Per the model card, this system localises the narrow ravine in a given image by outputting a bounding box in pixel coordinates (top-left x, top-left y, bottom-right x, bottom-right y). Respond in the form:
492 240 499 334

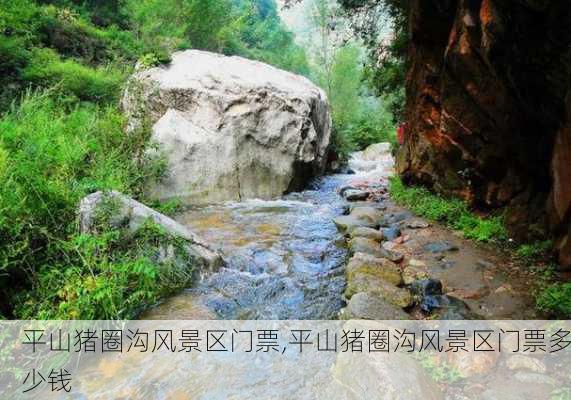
144 143 535 321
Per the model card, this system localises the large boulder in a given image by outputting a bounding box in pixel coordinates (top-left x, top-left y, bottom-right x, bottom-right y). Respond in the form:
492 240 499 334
79 191 224 271
123 50 331 204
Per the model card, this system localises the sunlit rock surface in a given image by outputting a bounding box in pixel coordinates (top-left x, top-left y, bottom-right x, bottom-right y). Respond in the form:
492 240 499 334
123 50 331 204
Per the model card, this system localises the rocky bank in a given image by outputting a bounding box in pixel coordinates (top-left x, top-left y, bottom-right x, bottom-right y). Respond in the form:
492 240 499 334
397 0 571 269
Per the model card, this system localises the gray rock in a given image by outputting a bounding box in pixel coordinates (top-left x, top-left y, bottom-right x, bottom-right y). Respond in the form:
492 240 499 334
326 341 443 400
409 279 443 298
379 247 404 263
340 292 410 320
421 295 477 319
123 50 331 204
333 215 376 233
380 211 413 226
79 191 224 271
343 189 369 201
349 237 383 256
350 227 384 242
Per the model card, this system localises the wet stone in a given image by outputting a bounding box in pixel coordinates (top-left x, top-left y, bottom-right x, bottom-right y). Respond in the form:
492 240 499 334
382 225 401 241
349 227 384 242
333 215 376 233
423 241 460 253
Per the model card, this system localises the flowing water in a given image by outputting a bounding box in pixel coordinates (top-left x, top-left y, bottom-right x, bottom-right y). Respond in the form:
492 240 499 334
143 150 394 320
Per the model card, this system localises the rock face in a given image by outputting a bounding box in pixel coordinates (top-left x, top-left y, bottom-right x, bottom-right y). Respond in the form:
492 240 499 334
123 50 331 204
397 0 571 268
79 191 224 271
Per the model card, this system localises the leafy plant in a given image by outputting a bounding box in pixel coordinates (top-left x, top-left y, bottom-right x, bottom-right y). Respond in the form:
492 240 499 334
536 283 571 318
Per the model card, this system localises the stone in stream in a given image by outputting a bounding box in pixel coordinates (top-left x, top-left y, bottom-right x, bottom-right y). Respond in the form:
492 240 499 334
348 237 385 258
349 206 383 224
349 227 384 242
346 252 403 286
382 225 402 240
423 241 460 253
343 189 370 201
333 215 376 233
123 50 331 204
339 292 410 320
78 191 224 271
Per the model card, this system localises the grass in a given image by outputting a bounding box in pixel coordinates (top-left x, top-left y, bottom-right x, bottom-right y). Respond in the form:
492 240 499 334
389 177 508 242
0 92 170 318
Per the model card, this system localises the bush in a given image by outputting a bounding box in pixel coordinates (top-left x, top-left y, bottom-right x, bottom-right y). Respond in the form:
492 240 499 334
23 48 124 102
0 92 166 318
389 177 508 242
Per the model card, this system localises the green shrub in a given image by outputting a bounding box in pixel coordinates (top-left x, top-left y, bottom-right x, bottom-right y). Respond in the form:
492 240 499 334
23 48 124 102
536 283 571 318
0 92 166 318
18 221 195 320
389 177 508 242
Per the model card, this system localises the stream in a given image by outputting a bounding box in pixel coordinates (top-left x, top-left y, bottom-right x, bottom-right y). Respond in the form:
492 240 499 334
143 152 393 320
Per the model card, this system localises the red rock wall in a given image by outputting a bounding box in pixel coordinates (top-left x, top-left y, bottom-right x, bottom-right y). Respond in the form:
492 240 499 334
397 0 571 268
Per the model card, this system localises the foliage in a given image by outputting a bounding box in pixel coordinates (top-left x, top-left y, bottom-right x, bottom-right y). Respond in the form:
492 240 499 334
17 220 195 320
536 283 571 318
0 0 314 318
389 177 508 242
0 93 167 318
516 240 553 262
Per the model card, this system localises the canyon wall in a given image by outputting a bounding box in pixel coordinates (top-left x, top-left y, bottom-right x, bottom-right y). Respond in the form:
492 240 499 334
396 0 571 269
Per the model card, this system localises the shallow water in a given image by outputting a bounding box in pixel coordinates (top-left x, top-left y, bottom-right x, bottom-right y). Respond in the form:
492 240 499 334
143 153 393 320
